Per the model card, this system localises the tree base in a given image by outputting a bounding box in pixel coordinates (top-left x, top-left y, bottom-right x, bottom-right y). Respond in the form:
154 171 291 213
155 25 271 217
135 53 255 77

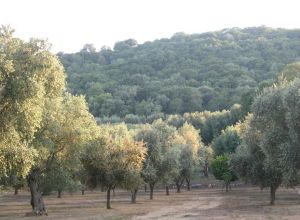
25 211 48 216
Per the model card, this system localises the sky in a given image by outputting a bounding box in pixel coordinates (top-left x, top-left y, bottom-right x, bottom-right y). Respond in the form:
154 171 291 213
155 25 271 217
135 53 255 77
1 0 300 53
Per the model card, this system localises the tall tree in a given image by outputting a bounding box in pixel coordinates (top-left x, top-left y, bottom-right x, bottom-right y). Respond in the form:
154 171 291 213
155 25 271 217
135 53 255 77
0 26 65 215
0 26 99 214
33 94 99 200
137 123 164 200
178 123 202 190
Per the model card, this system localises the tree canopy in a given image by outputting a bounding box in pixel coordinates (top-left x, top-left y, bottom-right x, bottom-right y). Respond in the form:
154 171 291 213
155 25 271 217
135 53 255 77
59 27 300 120
0 26 99 214
231 78 300 205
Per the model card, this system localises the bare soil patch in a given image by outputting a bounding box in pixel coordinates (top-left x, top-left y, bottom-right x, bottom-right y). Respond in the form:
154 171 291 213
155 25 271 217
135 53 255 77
1 187 300 219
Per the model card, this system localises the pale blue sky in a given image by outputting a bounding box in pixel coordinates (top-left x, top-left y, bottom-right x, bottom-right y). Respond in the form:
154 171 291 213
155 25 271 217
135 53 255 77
1 0 299 53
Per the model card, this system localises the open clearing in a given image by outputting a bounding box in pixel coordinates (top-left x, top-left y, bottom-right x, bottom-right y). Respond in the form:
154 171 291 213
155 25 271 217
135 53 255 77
1 187 300 220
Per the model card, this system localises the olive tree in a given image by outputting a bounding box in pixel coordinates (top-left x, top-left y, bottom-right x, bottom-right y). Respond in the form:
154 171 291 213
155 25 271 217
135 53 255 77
178 123 202 190
0 26 64 215
211 155 237 192
137 120 184 199
82 124 146 209
160 145 181 195
30 94 99 210
232 79 300 205
0 26 99 214
137 121 167 199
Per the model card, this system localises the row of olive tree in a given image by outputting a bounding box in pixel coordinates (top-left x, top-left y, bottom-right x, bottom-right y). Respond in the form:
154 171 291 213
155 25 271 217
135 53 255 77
0 26 209 214
80 120 204 208
135 120 203 199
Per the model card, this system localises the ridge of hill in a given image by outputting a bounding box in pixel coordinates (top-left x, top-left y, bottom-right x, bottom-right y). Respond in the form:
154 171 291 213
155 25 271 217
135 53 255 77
59 26 300 119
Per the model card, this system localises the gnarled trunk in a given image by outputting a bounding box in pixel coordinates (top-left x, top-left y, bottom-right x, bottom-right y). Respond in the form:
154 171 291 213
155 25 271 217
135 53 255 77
186 179 191 191
14 187 19 195
106 188 111 209
28 168 47 215
203 157 209 178
176 179 184 193
57 190 62 198
131 188 138 203
225 182 229 192
14 182 23 195
149 183 154 200
270 185 278 205
166 185 169 196
176 183 181 193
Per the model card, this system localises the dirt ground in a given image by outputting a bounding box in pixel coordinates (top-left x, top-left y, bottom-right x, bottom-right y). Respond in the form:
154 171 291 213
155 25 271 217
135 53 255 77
1 186 300 220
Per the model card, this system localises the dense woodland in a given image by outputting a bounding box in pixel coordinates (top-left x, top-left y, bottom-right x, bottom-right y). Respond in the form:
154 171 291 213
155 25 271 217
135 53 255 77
2 25 300 215
59 26 300 121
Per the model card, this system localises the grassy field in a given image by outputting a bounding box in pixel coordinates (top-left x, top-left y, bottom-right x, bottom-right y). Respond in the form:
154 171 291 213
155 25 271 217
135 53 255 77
1 186 300 219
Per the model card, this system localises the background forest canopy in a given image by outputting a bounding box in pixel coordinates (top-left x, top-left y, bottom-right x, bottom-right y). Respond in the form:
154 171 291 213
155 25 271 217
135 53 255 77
59 26 300 123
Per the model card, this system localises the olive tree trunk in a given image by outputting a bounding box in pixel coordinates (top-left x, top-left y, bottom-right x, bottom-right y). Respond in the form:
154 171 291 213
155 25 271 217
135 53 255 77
14 187 19 195
270 185 278 205
14 182 23 195
28 168 47 215
57 190 62 198
176 183 181 193
186 178 191 191
106 188 112 209
176 179 184 193
149 183 154 200
225 182 229 192
166 186 169 196
131 188 138 203
203 158 209 178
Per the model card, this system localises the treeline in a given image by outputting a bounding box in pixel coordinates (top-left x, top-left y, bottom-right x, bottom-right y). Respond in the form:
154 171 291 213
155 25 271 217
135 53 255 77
59 26 300 119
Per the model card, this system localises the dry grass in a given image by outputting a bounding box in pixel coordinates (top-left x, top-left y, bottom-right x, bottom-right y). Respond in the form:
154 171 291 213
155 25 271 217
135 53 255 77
1 186 300 220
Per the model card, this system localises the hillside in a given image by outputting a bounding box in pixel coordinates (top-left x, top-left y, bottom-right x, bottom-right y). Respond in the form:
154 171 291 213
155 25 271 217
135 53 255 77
59 26 300 119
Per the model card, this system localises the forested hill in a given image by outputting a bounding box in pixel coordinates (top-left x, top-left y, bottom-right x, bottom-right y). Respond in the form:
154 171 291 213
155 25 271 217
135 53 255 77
59 26 300 119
